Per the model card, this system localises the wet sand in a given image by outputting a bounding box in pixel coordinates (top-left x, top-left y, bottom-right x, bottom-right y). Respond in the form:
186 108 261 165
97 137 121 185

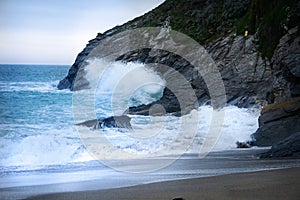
2 149 300 200
27 167 300 200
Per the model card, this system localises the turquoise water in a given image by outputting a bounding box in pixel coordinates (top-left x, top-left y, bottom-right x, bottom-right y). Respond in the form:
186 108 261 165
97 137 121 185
0 65 72 127
0 65 85 169
0 63 260 172
1 64 300 199
1 90 71 126
0 63 167 170
0 64 167 170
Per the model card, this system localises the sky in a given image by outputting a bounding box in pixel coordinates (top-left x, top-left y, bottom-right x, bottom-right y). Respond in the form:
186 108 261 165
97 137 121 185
0 0 165 65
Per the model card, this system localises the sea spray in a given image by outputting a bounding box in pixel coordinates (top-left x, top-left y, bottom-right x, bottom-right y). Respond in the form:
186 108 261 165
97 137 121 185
93 60 166 116
0 64 259 171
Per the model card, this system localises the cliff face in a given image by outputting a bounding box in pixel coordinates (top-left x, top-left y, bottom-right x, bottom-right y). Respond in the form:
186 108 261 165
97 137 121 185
58 0 299 100
252 27 300 147
58 0 250 90
122 33 271 116
58 0 300 149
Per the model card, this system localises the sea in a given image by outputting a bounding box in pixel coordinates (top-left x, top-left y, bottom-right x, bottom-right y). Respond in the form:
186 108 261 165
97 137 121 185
1 63 299 199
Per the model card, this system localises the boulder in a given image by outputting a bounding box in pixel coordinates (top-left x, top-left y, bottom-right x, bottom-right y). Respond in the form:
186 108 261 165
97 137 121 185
251 97 300 146
260 132 300 158
75 119 98 128
76 115 132 129
97 115 132 129
236 141 254 148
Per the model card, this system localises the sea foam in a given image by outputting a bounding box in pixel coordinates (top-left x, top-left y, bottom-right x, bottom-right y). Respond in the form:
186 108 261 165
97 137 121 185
0 63 259 171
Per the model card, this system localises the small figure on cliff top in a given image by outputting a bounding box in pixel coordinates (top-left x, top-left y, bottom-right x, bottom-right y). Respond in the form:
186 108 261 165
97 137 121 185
244 26 249 37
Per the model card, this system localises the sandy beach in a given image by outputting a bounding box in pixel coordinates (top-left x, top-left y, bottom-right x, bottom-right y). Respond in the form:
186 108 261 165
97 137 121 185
25 167 300 200
2 149 300 200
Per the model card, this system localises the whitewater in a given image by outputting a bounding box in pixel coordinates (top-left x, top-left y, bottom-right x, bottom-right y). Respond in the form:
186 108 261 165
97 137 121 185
0 63 259 169
2 63 300 199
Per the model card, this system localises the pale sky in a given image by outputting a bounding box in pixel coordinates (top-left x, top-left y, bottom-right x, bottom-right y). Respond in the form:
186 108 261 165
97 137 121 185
0 0 165 65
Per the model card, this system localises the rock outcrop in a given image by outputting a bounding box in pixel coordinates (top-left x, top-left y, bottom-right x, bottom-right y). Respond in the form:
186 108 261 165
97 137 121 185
252 97 300 146
206 34 271 108
122 34 271 115
57 0 251 90
57 33 109 90
76 115 132 130
251 27 300 147
267 27 300 103
118 49 210 116
259 132 300 158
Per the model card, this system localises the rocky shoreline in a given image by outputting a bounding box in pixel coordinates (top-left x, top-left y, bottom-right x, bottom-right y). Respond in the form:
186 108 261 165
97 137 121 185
58 0 300 157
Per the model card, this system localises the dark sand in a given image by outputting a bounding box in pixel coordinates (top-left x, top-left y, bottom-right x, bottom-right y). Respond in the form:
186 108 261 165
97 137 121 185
28 167 300 200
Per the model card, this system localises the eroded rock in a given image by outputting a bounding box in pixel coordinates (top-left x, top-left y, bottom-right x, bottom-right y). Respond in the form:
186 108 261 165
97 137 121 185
252 97 300 146
76 115 132 130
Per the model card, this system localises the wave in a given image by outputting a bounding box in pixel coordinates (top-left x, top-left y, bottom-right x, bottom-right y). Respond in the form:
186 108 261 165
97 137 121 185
0 126 94 171
0 105 259 171
96 105 259 157
82 60 166 117
0 61 259 172
0 80 70 93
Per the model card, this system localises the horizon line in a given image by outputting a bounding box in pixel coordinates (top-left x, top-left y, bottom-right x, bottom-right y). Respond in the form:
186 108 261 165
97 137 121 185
0 63 72 66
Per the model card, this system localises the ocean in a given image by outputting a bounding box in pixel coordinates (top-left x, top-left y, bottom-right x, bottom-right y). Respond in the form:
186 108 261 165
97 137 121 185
0 63 259 169
2 63 299 199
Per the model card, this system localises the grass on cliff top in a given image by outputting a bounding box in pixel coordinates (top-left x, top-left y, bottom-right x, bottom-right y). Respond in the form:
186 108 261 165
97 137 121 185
109 0 299 60
117 0 249 45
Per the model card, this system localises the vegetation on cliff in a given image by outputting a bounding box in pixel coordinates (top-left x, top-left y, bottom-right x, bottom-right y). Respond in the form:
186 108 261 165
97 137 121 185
58 0 299 90
114 0 299 59
236 0 299 58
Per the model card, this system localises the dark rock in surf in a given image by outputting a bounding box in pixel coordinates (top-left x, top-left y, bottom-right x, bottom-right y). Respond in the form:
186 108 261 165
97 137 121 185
236 141 253 148
98 115 132 129
76 119 99 128
57 77 71 90
76 115 132 129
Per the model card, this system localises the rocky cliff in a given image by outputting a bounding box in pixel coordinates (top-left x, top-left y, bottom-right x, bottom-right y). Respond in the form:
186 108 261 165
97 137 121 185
58 0 300 153
251 27 300 148
58 0 252 91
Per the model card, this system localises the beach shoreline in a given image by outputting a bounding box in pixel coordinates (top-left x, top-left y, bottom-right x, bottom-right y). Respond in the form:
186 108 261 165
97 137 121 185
26 167 300 200
1 149 300 199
